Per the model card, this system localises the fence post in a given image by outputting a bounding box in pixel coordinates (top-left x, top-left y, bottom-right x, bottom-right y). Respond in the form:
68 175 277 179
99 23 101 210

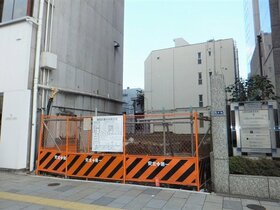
36 114 45 175
190 108 194 156
162 109 166 155
123 114 126 184
194 112 200 191
65 117 69 178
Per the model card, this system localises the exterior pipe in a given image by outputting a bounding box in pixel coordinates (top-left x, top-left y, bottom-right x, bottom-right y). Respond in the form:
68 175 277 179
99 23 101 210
38 84 123 104
30 0 45 171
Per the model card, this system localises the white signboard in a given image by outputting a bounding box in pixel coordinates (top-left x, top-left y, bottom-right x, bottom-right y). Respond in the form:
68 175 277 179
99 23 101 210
92 116 123 152
239 109 271 149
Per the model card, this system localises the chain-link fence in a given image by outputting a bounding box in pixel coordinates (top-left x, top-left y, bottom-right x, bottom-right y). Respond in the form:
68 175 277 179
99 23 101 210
125 113 197 157
38 112 212 191
41 116 91 153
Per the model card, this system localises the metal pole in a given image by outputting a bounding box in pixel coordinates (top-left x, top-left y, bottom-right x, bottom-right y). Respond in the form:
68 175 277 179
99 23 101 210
190 108 194 156
162 108 166 155
30 0 45 171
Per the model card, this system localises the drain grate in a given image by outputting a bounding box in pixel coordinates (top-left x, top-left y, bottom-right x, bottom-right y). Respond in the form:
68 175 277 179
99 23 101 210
247 204 266 210
47 183 61 187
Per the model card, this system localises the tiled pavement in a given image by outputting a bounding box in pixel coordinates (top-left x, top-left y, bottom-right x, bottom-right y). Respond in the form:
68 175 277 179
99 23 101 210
0 172 279 210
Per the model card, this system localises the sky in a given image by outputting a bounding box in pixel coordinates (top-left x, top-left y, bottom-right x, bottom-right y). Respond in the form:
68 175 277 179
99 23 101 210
123 0 247 89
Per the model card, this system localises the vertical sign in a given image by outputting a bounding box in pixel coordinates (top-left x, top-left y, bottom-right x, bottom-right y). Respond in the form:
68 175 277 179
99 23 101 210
92 116 123 152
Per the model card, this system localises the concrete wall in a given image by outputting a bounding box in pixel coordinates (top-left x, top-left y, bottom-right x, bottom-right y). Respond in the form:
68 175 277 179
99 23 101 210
41 0 124 115
229 174 280 200
0 21 33 169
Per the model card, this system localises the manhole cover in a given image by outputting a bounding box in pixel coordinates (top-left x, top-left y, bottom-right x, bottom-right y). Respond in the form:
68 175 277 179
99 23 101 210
48 183 60 187
247 204 266 210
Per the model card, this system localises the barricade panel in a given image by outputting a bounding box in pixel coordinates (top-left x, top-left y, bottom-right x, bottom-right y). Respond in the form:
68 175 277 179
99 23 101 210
66 154 123 180
36 112 211 191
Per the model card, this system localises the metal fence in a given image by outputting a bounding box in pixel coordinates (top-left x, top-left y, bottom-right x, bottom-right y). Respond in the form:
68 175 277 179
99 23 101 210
36 112 211 190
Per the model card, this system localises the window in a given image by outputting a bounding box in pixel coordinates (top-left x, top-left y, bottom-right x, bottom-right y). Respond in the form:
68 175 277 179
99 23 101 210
199 113 204 128
199 94 203 107
0 94 3 138
208 51 211 56
209 72 212 77
1 0 33 23
198 72 202 85
197 52 202 64
0 0 3 22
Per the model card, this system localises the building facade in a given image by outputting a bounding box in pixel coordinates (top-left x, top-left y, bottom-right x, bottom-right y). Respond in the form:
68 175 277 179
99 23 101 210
145 38 238 111
0 0 124 170
244 0 280 98
145 38 238 133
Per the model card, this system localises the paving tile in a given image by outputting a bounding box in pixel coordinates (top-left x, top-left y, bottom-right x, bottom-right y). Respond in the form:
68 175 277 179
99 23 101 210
203 201 222 210
107 201 127 208
142 188 162 195
106 190 126 198
162 197 186 210
6 189 20 193
187 194 206 205
124 189 143 197
260 200 280 207
259 205 280 210
113 195 135 204
154 190 174 200
223 200 242 210
83 191 106 201
91 196 115 205
183 203 203 210
145 198 167 209
205 194 223 203
173 191 190 199
123 194 153 209
241 199 260 206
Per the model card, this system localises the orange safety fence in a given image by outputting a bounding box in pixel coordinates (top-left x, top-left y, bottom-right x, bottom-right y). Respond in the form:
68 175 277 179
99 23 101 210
36 112 211 191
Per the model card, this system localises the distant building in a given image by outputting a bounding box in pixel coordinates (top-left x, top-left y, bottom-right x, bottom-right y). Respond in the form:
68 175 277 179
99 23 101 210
145 38 238 111
0 0 124 170
244 0 280 98
145 38 238 133
122 87 144 115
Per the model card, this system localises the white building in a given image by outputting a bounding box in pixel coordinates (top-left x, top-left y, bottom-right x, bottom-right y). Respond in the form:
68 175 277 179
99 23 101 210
144 38 238 132
0 0 124 170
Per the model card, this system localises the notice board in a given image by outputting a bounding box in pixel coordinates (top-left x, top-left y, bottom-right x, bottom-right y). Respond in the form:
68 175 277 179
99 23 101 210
92 116 123 152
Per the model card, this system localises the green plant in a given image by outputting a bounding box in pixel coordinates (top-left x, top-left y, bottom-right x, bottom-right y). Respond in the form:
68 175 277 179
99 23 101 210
229 156 280 177
226 75 277 102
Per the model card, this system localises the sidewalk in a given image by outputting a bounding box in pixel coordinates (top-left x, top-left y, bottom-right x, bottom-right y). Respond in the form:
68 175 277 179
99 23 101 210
0 172 279 210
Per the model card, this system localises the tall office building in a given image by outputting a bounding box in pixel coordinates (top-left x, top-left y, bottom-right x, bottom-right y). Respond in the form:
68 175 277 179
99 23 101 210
0 0 124 170
244 0 280 98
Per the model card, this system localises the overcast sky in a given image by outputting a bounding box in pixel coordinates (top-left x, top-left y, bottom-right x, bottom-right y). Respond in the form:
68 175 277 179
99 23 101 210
123 0 247 89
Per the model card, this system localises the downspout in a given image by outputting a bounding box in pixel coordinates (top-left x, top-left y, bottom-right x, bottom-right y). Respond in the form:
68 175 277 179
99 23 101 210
29 0 45 171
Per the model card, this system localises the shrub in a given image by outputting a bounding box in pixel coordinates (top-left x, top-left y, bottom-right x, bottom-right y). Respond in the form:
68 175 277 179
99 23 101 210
229 156 280 177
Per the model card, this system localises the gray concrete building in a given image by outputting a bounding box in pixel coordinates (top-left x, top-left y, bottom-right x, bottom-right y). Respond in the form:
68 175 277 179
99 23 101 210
244 0 280 98
0 0 124 170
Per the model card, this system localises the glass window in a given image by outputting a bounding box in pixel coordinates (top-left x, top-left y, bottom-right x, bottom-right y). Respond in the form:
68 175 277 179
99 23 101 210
209 72 212 77
0 0 4 22
197 52 202 64
199 113 204 128
198 72 202 85
208 51 211 56
1 0 32 23
13 0 28 19
199 94 203 107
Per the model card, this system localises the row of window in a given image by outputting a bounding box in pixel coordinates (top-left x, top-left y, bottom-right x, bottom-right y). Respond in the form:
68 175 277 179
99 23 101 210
197 72 212 85
197 50 212 64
